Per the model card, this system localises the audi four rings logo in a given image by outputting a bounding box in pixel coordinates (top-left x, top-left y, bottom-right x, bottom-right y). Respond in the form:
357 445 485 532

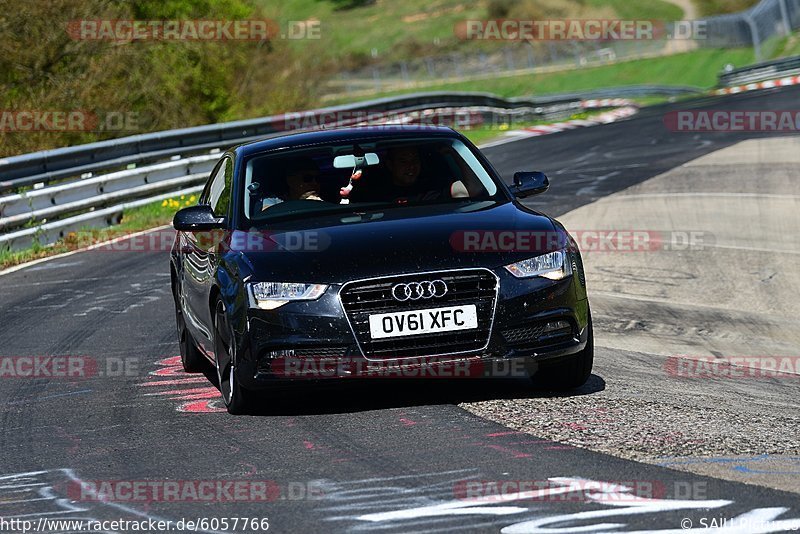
391 280 448 301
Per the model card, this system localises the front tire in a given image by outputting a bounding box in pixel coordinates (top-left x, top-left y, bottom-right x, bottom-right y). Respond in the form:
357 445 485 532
214 300 252 415
530 316 594 390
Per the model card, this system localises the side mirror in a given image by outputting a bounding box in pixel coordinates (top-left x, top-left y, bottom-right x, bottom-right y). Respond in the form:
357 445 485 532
173 205 225 232
511 171 549 198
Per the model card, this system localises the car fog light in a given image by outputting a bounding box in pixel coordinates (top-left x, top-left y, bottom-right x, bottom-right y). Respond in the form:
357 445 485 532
267 349 295 359
544 320 571 332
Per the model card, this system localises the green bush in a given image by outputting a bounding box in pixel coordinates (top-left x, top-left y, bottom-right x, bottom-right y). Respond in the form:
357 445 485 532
0 0 326 156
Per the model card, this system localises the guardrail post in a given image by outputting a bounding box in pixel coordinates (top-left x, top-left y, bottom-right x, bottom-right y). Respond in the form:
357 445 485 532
425 58 435 78
504 47 515 71
454 54 463 78
746 14 763 62
372 67 381 92
777 0 792 36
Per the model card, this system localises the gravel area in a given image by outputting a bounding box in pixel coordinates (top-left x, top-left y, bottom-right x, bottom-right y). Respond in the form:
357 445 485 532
459 345 800 493
460 390 800 461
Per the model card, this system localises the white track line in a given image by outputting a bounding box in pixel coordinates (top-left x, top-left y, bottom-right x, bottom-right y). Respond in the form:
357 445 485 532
0 225 173 277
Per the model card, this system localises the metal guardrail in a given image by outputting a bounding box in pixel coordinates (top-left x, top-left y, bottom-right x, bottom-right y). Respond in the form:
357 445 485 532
0 87 686 252
0 155 218 228
539 85 702 99
0 92 578 251
698 0 800 61
1 186 205 252
0 86 700 194
718 54 800 86
0 92 582 193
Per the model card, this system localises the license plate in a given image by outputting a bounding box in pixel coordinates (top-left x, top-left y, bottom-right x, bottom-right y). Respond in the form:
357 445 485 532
368 304 478 339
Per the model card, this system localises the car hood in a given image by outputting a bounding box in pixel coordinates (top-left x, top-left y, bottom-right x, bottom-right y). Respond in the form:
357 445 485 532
237 201 561 284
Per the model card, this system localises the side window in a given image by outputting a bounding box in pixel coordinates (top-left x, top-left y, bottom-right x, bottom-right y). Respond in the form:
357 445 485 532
203 157 233 218
200 159 223 205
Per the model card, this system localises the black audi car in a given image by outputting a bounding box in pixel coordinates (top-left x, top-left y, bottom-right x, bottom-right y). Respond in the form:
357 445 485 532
170 126 591 413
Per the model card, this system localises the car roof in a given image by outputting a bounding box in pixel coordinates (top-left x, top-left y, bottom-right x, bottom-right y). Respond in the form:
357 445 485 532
232 126 461 157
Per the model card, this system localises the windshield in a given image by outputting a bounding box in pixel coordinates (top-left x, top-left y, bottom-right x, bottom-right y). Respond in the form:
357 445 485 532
242 137 503 223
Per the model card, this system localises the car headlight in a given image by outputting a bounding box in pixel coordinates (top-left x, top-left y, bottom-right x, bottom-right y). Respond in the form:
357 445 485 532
504 250 573 280
248 282 328 310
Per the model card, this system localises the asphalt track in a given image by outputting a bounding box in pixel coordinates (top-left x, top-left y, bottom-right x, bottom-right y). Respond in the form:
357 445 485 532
1 86 799 533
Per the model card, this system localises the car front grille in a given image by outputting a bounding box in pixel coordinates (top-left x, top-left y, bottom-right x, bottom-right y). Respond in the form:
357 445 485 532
339 269 498 360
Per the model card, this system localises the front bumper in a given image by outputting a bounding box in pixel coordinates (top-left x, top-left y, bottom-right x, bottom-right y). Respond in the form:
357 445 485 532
235 269 589 390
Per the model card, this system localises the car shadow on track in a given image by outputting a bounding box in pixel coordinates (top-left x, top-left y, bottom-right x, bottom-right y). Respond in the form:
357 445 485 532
202 367 605 416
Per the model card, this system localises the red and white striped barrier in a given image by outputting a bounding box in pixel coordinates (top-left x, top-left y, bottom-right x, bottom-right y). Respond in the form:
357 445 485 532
714 75 800 95
581 98 636 108
521 105 639 136
481 100 639 146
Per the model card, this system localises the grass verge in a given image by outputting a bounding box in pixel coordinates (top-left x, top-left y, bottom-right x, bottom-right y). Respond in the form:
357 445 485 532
266 0 685 62
326 47 757 104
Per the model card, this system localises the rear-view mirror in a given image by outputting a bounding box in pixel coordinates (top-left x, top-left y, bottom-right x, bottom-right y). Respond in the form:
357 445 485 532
333 153 380 169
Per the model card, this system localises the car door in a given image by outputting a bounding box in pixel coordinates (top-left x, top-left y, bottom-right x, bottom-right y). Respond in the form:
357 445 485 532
181 156 233 353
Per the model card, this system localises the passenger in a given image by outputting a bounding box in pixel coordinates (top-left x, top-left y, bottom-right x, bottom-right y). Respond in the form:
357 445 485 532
351 146 443 202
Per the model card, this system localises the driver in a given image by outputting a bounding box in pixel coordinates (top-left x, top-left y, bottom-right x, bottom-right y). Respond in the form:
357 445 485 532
351 146 443 202
285 158 322 201
262 158 322 211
